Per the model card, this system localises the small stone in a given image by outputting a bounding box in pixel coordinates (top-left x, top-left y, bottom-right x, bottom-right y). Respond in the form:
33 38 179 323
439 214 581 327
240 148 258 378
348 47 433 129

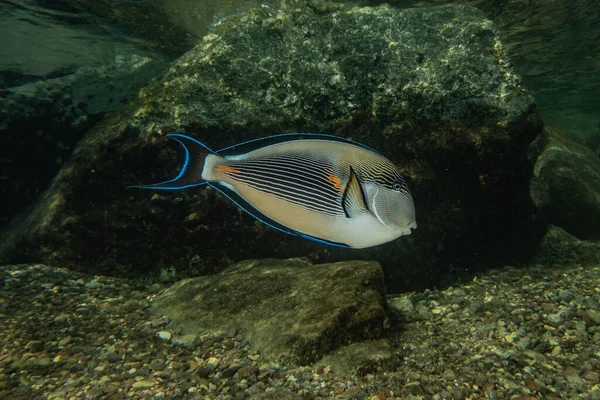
585 309 600 325
70 363 85 373
150 359 166 371
548 312 565 325
25 340 44 352
171 333 199 348
405 381 424 395
559 289 575 302
52 315 69 324
468 300 485 316
431 307 444 315
388 297 416 320
415 304 431 319
207 357 220 368
132 380 155 389
197 365 214 378
29 358 51 369
133 352 152 361
107 353 122 363
222 362 246 378
236 366 257 378
85 280 102 289
157 331 172 341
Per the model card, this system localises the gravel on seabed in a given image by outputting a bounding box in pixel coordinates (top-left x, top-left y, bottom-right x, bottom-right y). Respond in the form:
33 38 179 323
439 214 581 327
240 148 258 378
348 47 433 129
0 263 599 399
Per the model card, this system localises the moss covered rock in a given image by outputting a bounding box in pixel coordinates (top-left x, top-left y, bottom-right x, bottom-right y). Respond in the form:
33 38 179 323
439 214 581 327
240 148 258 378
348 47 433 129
151 258 388 364
531 126 600 239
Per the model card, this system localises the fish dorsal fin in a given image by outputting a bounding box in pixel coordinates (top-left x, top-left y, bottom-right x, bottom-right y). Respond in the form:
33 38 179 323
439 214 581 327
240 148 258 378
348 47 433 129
216 133 379 157
342 167 369 218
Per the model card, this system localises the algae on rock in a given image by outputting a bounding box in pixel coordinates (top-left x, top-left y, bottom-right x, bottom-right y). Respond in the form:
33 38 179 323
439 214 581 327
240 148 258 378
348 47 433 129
151 258 388 364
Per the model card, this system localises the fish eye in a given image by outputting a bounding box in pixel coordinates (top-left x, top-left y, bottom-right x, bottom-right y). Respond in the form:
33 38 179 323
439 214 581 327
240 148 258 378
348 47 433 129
393 182 402 191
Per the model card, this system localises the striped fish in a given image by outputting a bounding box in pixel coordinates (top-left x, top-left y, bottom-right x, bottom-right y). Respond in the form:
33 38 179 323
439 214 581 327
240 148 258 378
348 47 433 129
134 133 417 248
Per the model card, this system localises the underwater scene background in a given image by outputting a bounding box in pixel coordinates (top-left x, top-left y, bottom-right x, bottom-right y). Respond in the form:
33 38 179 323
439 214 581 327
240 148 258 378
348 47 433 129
1 0 599 399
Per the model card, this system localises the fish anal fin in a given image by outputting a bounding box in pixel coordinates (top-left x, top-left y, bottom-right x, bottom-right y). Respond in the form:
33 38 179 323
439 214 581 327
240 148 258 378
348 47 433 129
342 167 369 218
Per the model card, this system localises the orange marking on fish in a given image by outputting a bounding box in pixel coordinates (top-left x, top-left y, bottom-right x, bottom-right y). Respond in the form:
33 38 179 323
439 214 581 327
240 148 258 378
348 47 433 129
216 165 241 174
326 169 344 192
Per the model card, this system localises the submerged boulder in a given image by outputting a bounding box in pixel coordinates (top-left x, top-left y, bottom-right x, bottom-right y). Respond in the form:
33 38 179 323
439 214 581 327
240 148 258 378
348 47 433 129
151 258 388 364
0 3 544 291
532 225 600 267
530 126 600 239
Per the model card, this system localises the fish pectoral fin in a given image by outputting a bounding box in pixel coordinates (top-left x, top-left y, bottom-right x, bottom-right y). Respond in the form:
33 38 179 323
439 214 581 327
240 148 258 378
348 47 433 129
342 167 369 218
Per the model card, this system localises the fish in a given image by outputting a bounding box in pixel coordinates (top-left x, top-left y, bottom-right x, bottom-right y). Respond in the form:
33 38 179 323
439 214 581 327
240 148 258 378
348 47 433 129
133 133 417 248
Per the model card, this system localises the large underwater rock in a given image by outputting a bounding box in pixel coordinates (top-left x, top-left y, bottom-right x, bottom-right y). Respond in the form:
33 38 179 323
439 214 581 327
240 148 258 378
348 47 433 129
0 3 544 291
532 225 600 267
151 258 388 365
530 126 600 239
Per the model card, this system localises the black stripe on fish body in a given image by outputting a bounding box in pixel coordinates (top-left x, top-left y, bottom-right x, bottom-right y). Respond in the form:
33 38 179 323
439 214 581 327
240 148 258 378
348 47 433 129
358 160 413 195
230 176 343 217
241 159 343 202
218 156 346 216
235 156 338 191
216 133 379 158
223 169 345 216
208 181 350 248
342 167 370 218
227 156 341 198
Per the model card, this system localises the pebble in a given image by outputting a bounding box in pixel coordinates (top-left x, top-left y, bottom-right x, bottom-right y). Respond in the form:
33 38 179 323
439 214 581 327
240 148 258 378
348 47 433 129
559 289 575 301
207 357 220 368
132 380 155 389
107 353 122 363
585 309 600 325
84 279 102 289
388 297 416 319
171 333 200 348
548 311 565 325
52 314 69 324
25 340 44 352
2 262 600 399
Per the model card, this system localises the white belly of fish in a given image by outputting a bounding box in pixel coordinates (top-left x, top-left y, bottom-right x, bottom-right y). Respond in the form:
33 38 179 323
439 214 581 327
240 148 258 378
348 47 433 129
231 183 395 248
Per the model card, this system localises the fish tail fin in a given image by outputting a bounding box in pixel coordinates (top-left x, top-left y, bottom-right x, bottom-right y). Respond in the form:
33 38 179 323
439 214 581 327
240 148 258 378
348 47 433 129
131 134 215 190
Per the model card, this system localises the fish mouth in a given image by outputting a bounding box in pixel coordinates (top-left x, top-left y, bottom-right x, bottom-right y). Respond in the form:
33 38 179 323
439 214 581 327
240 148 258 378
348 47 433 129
401 220 417 236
